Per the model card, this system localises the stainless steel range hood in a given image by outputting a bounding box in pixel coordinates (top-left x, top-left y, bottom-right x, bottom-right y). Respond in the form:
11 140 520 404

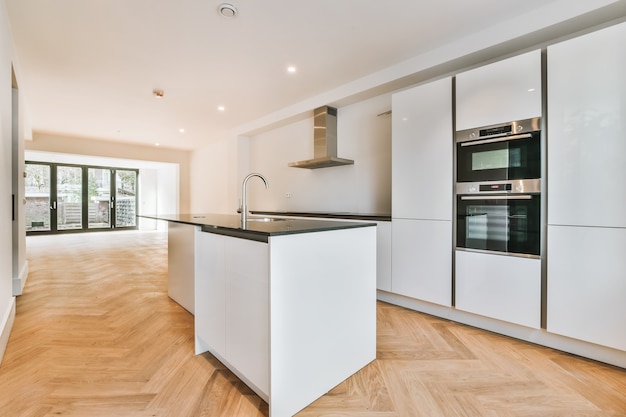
288 106 354 169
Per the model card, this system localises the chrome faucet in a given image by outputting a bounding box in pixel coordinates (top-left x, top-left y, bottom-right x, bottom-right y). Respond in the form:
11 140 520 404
240 173 269 225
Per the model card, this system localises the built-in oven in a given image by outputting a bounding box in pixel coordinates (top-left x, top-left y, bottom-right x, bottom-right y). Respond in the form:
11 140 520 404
456 117 541 183
456 179 541 257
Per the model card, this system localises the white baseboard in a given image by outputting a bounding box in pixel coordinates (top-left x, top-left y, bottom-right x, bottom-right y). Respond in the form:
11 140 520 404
377 290 626 369
12 260 29 296
0 297 16 364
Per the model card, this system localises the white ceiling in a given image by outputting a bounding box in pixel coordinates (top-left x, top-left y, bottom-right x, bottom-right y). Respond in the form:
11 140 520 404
6 0 624 150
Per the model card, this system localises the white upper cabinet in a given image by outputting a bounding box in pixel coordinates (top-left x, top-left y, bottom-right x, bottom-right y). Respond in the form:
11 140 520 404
392 77 453 220
547 22 626 228
456 50 542 130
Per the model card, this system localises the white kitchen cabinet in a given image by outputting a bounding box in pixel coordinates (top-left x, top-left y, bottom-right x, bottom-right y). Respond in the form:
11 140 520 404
391 219 452 306
547 226 626 351
376 221 392 292
224 237 270 396
194 230 227 359
194 224 377 417
547 22 626 228
391 77 453 305
195 232 269 395
456 50 542 130
455 250 541 329
392 77 453 221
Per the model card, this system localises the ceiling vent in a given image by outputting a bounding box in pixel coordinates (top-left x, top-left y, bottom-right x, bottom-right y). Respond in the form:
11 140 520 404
217 3 238 18
288 106 354 169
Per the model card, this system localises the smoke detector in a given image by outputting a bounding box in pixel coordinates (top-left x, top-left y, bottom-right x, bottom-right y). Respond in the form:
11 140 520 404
217 3 238 18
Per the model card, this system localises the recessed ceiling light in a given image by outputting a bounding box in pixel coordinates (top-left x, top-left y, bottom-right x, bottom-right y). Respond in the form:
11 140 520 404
179 128 185 133
528 88 536 92
217 3 238 18
217 105 225 112
287 65 297 73
155 143 160 147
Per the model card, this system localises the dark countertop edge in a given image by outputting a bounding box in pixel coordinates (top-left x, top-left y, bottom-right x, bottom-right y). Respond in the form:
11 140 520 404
138 214 376 243
201 226 270 243
251 211 392 222
199 221 375 243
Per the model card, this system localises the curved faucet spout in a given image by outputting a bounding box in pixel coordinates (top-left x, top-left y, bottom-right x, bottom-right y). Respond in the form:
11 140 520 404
241 173 269 225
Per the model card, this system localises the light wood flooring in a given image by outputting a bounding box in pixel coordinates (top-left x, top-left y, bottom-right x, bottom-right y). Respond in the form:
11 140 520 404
1 230 625 417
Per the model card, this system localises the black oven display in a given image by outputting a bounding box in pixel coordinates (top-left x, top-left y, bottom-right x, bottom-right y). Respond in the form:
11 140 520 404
456 194 540 256
456 118 541 183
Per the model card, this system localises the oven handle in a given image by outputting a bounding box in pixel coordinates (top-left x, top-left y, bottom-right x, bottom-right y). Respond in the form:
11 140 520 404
460 195 533 200
460 133 532 147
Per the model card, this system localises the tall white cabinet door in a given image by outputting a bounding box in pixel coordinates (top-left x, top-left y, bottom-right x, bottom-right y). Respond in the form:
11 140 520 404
391 219 452 306
456 50 542 130
225 237 269 396
547 22 626 228
194 231 226 357
392 77 452 221
547 226 626 351
376 221 392 292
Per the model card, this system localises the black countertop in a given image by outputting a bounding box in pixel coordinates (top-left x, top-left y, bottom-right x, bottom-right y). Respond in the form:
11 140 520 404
251 211 391 222
139 213 376 243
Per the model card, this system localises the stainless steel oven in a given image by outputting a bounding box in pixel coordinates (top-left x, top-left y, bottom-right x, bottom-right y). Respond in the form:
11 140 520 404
456 118 541 183
456 179 541 257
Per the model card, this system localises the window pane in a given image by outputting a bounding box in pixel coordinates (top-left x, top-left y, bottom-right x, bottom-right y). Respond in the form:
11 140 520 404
116 170 137 227
57 166 83 230
25 163 51 231
88 168 111 229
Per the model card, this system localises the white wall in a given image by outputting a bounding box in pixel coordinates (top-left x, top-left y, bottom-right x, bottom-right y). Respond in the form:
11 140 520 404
248 94 391 214
189 134 242 214
138 169 158 230
12 85 27 295
0 0 20 363
137 164 179 231
191 94 392 215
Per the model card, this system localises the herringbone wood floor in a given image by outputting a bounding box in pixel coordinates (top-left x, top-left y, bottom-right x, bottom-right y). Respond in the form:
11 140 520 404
1 231 625 417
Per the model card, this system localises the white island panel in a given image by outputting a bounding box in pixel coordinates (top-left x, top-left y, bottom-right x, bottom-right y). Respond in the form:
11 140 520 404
225 237 270 397
194 230 226 358
168 222 196 314
269 226 377 417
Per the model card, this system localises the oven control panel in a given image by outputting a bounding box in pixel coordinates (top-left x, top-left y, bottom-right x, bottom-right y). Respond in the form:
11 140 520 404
456 179 541 194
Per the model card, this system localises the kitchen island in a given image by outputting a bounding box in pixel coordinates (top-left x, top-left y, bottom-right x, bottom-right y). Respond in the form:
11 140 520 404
141 213 377 417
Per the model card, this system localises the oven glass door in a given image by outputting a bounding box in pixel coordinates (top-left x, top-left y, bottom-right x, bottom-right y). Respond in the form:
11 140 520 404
457 194 540 256
457 132 540 183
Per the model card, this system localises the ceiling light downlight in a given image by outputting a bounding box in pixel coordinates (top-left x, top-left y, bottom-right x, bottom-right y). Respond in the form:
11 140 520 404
217 3 238 18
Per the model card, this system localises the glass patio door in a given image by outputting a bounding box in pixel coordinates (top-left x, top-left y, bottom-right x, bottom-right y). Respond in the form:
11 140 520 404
56 165 83 231
25 163 52 232
25 162 138 234
115 169 137 228
88 168 112 229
